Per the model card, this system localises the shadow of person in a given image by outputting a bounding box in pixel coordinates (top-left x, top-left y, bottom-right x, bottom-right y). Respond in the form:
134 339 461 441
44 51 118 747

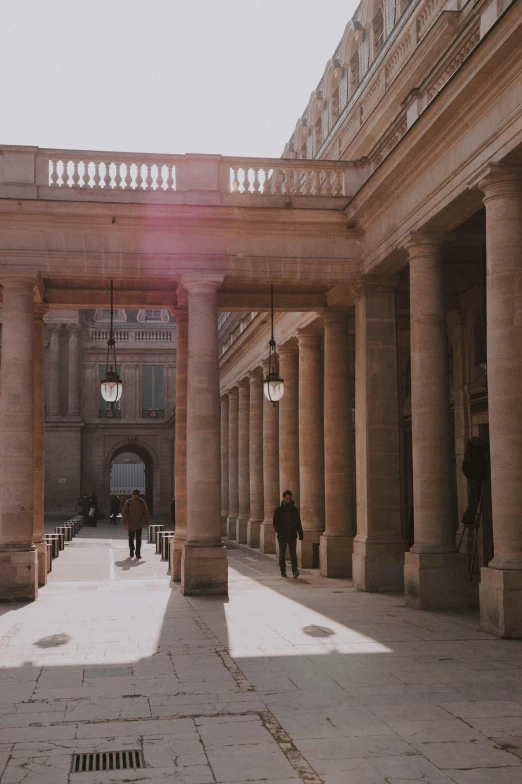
114 557 145 571
33 633 72 648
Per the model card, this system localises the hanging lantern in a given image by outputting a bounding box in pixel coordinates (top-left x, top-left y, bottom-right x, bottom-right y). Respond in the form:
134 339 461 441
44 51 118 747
263 284 284 405
100 280 123 408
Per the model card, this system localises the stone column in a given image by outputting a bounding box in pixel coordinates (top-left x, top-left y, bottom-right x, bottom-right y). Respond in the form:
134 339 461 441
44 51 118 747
181 276 227 595
260 358 279 553
278 341 299 502
34 305 49 586
227 387 239 540
220 395 230 537
171 309 187 582
353 276 406 591
320 310 355 577
46 322 61 418
0 276 38 601
237 378 250 543
297 329 325 568
478 166 522 638
247 367 264 548
404 233 468 609
66 323 81 417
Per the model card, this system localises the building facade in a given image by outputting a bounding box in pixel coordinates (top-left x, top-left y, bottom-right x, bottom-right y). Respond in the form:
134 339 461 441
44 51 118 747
42 308 177 516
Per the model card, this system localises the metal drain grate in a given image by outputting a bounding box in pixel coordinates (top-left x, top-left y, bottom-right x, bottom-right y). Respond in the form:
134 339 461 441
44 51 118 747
71 750 144 773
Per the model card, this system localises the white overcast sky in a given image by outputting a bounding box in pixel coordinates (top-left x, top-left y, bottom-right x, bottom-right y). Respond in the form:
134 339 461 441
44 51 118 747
0 0 358 158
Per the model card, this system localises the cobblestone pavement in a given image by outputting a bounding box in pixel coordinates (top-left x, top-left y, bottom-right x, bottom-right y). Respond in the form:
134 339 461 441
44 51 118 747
0 522 521 783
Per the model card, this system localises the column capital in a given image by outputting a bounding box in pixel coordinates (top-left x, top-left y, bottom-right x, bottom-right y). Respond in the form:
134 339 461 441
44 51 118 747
66 322 81 333
277 339 298 356
470 162 522 195
352 274 399 298
322 308 351 326
33 304 50 320
181 275 224 296
172 307 188 323
47 322 63 334
227 385 239 398
220 394 229 406
297 326 322 346
0 273 39 291
404 230 455 256
238 377 250 390
248 366 263 382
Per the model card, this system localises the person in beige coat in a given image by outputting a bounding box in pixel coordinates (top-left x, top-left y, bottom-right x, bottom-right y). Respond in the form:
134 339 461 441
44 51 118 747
122 489 151 559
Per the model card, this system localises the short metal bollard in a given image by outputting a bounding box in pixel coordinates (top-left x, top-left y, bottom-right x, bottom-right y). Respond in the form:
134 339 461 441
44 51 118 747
45 535 61 559
46 543 53 572
149 524 164 545
161 532 174 561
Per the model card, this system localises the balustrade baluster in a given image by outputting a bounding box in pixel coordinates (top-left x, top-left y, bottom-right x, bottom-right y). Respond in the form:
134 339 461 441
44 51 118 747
136 164 144 190
59 160 69 187
124 164 132 189
93 161 102 188
166 165 174 190
262 167 273 195
82 162 90 188
145 164 153 189
231 167 240 193
273 168 283 194
114 163 123 189
323 168 333 197
156 164 164 190
252 167 260 193
71 160 80 187
50 160 59 186
104 162 112 189
302 168 311 195
331 170 342 197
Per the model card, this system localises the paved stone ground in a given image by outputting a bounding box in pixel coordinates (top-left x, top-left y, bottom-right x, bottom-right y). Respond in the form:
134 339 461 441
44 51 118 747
0 522 521 783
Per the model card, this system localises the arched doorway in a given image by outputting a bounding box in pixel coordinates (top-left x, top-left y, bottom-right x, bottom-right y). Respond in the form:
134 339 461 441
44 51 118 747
109 444 154 514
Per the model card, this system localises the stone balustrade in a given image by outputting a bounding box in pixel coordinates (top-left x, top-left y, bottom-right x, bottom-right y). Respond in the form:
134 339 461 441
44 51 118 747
89 329 173 344
0 147 359 204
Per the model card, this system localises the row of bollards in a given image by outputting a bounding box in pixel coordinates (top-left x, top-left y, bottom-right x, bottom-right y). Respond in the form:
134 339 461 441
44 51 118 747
148 524 175 575
43 515 84 573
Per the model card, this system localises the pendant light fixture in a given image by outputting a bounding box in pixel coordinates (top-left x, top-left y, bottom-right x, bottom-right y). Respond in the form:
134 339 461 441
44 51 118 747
100 280 123 408
263 284 284 405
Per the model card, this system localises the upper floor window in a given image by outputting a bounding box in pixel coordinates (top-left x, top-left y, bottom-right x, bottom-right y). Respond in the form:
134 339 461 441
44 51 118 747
385 0 396 34
350 53 360 94
361 30 370 75
321 105 329 140
314 118 323 150
145 310 162 323
340 69 349 109
373 6 384 56
142 365 165 417
95 309 126 323
331 91 340 123
306 134 313 159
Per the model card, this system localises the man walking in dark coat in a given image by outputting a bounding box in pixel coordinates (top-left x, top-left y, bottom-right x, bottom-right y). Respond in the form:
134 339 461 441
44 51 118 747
273 490 303 578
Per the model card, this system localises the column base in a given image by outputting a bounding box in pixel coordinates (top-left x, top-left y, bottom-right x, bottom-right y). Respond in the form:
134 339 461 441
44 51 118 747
221 515 228 538
181 544 228 595
170 536 185 583
247 520 261 548
259 522 276 554
34 541 48 587
227 516 237 541
0 549 38 601
298 532 321 568
237 517 248 544
479 566 522 638
404 551 469 609
320 534 354 578
353 538 406 592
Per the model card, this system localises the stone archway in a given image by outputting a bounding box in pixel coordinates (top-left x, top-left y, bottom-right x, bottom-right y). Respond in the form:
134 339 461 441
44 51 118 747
108 443 155 514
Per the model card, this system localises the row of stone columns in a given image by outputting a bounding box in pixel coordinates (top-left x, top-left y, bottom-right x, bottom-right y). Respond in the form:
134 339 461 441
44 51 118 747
221 313 357 577
46 322 81 419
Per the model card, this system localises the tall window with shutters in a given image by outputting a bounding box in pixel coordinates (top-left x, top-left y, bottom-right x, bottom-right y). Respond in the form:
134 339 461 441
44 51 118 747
373 6 384 56
385 0 396 35
350 53 360 95
98 365 122 418
340 69 349 109
361 30 370 75
142 365 165 418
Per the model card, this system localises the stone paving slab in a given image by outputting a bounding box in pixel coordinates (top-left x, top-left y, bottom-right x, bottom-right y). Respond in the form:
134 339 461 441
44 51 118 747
0 522 521 782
